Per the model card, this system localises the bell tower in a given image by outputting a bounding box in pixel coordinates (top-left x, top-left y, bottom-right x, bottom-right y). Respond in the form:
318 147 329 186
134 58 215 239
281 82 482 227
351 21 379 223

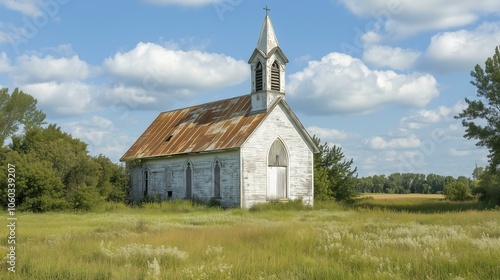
248 7 289 113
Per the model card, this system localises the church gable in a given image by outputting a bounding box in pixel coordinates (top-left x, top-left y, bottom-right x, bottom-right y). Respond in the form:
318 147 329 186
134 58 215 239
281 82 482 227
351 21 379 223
240 99 316 208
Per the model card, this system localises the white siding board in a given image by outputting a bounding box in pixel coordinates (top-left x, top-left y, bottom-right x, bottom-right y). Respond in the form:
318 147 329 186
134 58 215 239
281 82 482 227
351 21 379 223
129 150 241 207
241 102 314 208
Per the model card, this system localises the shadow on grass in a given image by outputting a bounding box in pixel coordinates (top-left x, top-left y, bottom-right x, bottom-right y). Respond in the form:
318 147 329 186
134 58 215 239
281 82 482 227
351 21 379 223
352 197 494 213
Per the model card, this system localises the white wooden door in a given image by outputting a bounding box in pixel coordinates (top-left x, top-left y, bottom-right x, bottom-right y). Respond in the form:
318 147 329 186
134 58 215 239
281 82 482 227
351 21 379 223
268 166 287 199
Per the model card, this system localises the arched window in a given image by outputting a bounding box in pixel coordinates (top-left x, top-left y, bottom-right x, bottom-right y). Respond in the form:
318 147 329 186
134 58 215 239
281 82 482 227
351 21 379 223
268 138 288 166
271 61 280 91
255 62 263 91
185 161 192 198
267 138 288 199
213 159 221 198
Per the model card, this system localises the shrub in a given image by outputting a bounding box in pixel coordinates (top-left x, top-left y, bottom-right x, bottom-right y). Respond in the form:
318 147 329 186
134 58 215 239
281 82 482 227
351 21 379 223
72 184 104 211
444 182 474 201
249 197 311 212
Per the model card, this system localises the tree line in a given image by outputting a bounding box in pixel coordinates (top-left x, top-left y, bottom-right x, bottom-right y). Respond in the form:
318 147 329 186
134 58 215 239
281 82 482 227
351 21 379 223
0 88 129 212
356 173 474 195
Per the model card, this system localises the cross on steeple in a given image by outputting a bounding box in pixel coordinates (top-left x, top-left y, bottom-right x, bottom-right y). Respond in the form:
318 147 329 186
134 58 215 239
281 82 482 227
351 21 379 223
263 6 270 16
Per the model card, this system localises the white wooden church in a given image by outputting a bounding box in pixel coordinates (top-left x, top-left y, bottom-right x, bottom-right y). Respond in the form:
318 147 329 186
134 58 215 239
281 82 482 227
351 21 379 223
121 13 318 208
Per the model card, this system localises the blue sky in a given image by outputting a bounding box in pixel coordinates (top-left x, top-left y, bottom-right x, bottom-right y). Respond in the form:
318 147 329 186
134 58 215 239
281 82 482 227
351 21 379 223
1 0 499 177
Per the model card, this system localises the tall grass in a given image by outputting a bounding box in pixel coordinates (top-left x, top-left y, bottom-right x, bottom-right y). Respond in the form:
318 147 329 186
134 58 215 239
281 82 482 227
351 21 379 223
355 195 493 213
1 198 499 279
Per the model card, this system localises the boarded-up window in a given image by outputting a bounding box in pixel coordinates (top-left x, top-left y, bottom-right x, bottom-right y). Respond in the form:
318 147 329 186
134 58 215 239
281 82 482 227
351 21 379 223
255 62 263 91
165 169 172 198
268 139 288 199
268 138 288 166
186 162 192 198
214 160 221 198
143 170 148 197
271 61 280 91
165 170 172 190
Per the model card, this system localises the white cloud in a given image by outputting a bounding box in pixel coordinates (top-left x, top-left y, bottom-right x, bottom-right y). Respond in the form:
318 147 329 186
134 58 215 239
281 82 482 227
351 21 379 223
103 42 248 95
287 52 439 115
401 106 452 129
363 45 421 70
425 22 500 72
401 102 466 129
339 0 500 39
307 126 348 141
365 135 422 149
0 52 11 72
448 148 473 157
61 116 135 162
23 81 97 116
143 0 223 6
0 0 42 16
13 54 91 83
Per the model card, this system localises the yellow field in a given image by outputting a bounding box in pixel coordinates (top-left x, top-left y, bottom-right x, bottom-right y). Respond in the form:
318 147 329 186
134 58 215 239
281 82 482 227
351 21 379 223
0 200 499 279
361 193 444 200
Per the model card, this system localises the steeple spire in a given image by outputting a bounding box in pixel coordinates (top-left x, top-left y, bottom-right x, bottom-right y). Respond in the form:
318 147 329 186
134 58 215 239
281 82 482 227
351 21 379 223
256 12 279 55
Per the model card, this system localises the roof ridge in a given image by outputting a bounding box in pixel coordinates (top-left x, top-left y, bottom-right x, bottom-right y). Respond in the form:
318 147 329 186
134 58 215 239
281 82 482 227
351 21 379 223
159 94 249 115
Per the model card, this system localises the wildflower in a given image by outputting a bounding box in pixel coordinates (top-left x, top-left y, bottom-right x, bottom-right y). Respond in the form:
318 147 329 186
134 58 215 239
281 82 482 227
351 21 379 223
147 258 161 279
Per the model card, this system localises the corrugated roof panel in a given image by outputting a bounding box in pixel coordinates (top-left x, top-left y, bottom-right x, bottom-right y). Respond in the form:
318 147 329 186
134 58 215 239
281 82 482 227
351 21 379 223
120 95 266 160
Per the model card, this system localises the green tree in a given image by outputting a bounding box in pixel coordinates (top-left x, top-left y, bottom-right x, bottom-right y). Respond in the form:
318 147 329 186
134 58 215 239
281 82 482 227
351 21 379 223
455 46 500 168
314 166 332 200
0 88 46 145
313 136 358 202
93 154 129 202
444 182 474 201
473 172 500 205
0 151 67 212
472 165 485 181
3 124 129 211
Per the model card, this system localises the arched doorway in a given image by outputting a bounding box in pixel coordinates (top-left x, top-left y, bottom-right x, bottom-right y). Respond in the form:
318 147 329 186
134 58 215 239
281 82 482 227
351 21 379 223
267 138 288 200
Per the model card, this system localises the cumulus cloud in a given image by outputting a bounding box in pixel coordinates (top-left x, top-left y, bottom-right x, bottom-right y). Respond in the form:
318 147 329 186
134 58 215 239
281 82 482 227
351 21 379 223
0 0 42 16
61 116 135 161
13 54 91 83
143 0 223 6
363 45 421 70
448 148 473 157
287 52 439 115
307 126 349 141
23 81 97 116
0 52 11 72
401 102 466 129
365 135 422 149
103 42 248 96
425 22 500 72
339 0 500 39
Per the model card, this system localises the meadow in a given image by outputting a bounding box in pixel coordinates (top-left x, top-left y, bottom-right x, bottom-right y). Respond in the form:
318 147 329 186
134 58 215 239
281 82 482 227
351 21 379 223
1 196 499 279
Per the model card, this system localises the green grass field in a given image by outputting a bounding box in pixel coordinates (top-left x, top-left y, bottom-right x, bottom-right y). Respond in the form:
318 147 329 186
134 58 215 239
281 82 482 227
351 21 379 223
1 196 499 279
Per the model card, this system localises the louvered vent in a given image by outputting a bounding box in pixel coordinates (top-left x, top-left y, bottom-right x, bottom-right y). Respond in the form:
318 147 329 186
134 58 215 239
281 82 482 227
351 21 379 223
255 62 263 91
271 61 280 91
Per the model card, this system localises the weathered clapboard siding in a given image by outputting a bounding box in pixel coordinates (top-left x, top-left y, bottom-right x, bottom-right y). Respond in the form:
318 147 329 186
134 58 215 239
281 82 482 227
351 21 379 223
240 102 314 208
129 150 241 208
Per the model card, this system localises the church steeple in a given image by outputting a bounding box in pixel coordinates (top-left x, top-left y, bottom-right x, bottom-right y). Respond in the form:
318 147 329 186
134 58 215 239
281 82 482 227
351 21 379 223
256 14 279 55
248 9 289 113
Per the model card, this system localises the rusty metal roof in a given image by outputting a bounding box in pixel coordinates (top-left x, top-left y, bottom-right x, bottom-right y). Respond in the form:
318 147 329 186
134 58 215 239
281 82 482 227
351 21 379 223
120 95 266 161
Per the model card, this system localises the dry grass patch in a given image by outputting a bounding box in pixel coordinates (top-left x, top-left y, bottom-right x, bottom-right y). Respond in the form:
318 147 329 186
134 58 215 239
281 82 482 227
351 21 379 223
0 200 499 279
362 193 444 200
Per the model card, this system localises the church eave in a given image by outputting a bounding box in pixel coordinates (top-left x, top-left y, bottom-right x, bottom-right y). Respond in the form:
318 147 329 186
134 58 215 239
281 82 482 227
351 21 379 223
240 97 319 154
247 47 288 64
